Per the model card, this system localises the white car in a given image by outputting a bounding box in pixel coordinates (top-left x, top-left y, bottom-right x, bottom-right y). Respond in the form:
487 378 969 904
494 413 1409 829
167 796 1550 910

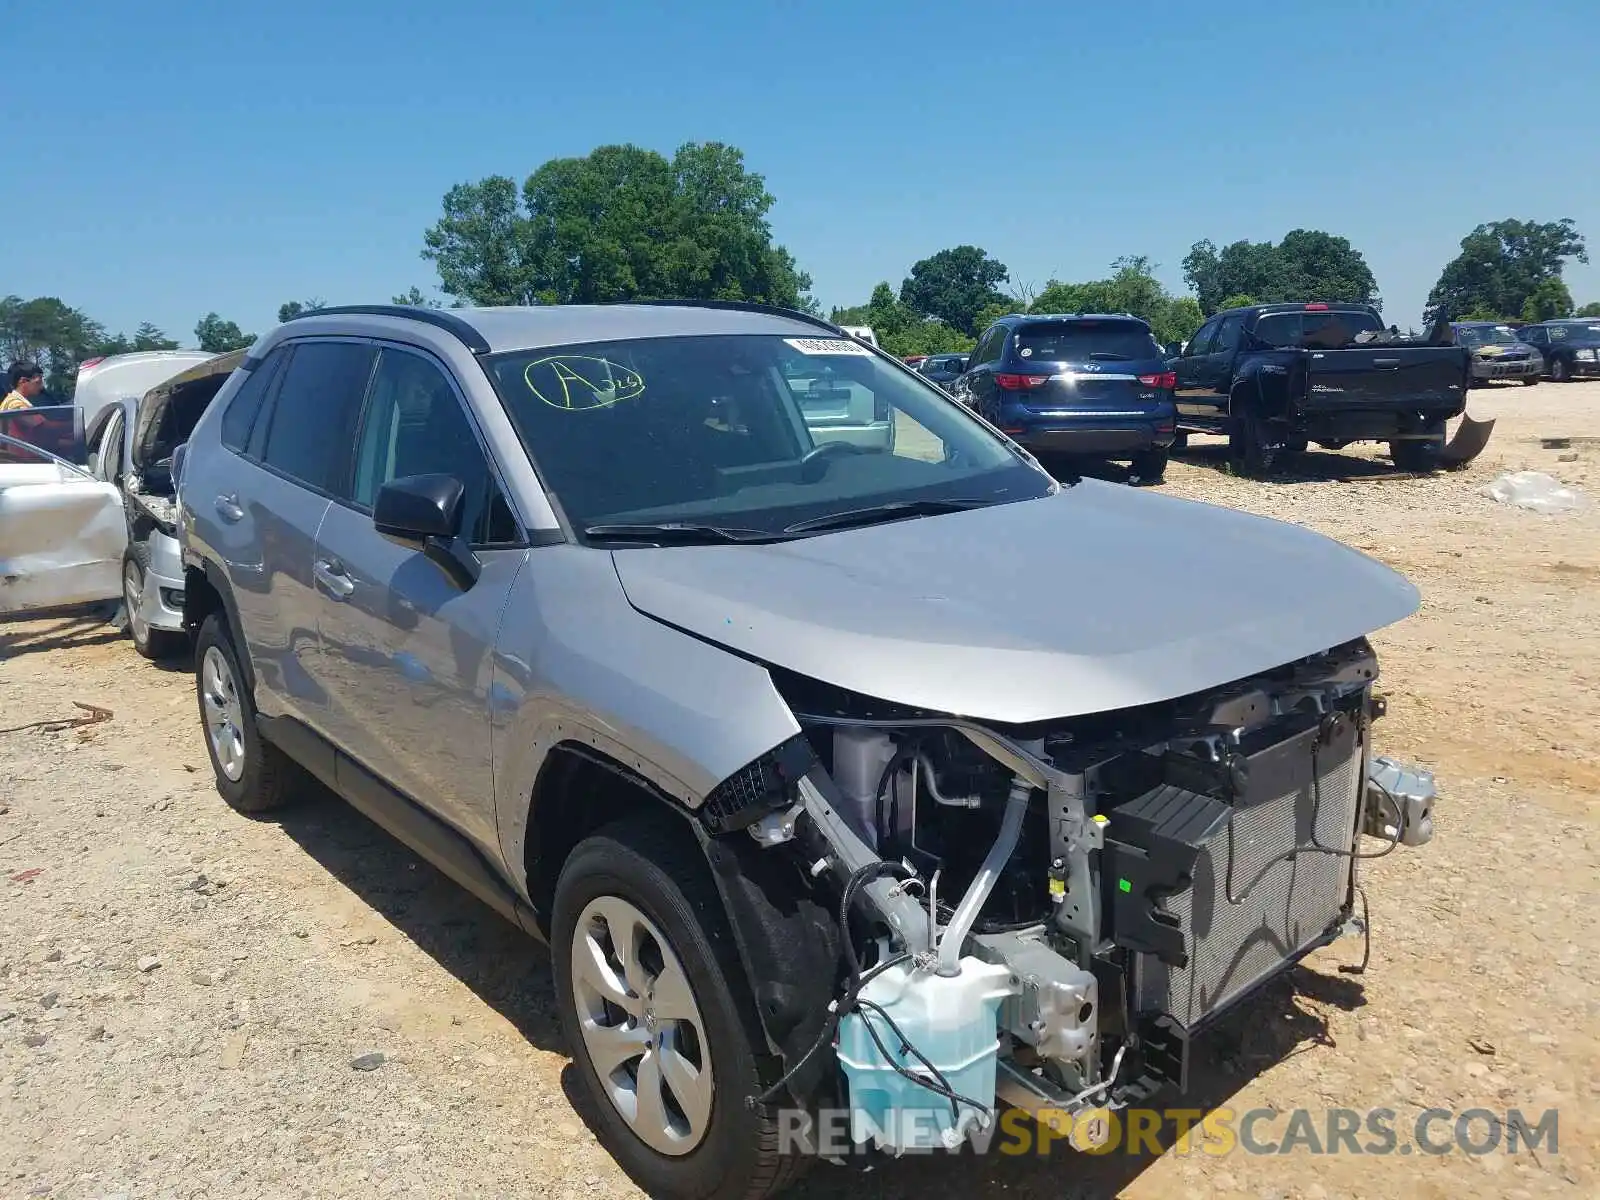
1 350 244 658
74 350 219 431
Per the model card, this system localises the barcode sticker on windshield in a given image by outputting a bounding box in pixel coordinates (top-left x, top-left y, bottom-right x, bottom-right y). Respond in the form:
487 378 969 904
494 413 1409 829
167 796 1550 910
784 337 872 356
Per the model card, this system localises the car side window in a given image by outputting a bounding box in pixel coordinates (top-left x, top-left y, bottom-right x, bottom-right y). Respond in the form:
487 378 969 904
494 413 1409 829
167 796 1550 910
972 326 1003 366
1546 326 1567 342
350 346 522 548
1214 314 1246 354
258 340 378 494
99 410 125 484
1187 319 1220 356
220 348 287 453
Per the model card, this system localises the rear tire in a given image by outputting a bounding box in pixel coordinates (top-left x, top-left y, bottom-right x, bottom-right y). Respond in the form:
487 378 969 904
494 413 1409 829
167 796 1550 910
1227 407 1277 478
1390 432 1444 473
1521 374 1540 387
1550 358 1571 383
1169 430 1189 454
1128 448 1168 485
552 817 806 1200
123 544 186 661
193 613 303 814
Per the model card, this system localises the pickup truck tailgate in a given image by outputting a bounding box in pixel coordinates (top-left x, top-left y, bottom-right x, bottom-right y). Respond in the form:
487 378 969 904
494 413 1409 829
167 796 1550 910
1302 347 1469 413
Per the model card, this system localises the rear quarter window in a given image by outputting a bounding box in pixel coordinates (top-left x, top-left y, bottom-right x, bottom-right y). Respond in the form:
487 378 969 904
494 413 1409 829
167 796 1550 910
220 350 286 453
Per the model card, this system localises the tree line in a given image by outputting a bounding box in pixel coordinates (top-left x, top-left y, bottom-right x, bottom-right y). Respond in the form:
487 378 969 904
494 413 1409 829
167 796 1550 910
6 140 1595 395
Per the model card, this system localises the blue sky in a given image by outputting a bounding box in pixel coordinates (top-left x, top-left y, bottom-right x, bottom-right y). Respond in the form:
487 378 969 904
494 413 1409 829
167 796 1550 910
4 0 1597 343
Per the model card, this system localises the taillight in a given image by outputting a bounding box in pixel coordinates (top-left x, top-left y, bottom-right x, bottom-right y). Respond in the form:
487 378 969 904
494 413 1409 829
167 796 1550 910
1304 303 1330 311
1138 371 1177 389
995 373 1052 390
78 357 105 373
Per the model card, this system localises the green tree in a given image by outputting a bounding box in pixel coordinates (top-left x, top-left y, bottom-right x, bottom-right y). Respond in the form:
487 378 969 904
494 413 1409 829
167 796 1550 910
1219 294 1258 311
422 143 813 310
899 246 1010 336
195 313 256 354
1032 257 1204 345
1521 277 1574 323
130 322 179 351
277 298 326 323
1424 218 1587 323
1184 231 1378 315
832 283 975 358
0 295 110 398
392 286 441 308
1576 301 1600 317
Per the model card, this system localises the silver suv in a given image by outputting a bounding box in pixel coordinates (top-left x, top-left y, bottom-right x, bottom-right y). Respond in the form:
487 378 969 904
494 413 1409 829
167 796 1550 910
178 302 1435 1199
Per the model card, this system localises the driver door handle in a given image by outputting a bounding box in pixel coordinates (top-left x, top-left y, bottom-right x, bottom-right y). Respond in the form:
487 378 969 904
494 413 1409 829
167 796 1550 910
214 493 243 523
313 557 355 600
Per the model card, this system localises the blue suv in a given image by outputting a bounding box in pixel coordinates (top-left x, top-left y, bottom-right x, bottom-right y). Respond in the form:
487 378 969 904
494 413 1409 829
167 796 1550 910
952 313 1177 482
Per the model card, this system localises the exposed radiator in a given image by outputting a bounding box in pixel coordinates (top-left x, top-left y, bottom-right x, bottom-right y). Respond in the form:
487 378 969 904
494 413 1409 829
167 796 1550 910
1130 723 1363 1029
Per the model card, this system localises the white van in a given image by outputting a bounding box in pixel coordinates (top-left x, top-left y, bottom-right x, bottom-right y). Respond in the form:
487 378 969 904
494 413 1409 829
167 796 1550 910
838 325 879 348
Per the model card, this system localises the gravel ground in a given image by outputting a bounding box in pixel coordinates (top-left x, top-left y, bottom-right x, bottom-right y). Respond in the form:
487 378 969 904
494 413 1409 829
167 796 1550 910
2 382 1598 1200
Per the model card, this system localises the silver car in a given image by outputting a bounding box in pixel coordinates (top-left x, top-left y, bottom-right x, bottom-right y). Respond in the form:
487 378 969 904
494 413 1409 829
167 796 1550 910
1451 321 1542 385
177 301 1436 1199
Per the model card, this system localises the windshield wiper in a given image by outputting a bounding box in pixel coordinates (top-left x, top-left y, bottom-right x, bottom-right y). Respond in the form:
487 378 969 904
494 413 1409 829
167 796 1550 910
783 497 990 535
583 522 782 546
1088 351 1132 361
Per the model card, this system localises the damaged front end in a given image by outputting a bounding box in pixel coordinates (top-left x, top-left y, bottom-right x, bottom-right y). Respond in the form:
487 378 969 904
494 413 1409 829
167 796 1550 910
702 638 1435 1154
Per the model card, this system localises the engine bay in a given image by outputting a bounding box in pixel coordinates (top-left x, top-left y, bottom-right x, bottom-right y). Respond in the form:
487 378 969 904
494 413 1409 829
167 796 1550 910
739 636 1437 1153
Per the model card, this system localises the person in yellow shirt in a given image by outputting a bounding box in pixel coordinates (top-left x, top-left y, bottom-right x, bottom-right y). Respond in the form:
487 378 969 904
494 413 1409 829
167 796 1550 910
1 361 45 411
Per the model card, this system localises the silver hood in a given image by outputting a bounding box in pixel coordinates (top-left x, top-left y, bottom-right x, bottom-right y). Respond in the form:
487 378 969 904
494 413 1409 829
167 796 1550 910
610 481 1419 724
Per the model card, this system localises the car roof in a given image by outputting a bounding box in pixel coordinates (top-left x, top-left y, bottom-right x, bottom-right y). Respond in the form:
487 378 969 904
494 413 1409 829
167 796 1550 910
282 301 841 355
1003 312 1150 325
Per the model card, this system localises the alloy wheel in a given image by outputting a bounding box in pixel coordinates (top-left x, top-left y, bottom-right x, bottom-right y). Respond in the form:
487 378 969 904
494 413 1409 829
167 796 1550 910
201 645 246 782
569 895 714 1156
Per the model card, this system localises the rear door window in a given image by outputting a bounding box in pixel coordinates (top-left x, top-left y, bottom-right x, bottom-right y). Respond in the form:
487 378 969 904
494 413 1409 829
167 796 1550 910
1013 321 1160 362
258 341 377 494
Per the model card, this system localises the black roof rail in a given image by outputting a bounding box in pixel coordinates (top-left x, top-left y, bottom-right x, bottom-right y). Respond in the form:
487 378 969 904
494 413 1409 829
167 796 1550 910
283 304 492 355
614 297 843 334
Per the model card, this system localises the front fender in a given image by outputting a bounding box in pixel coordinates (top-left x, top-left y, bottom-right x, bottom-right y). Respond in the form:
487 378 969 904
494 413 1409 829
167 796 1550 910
490 546 802 898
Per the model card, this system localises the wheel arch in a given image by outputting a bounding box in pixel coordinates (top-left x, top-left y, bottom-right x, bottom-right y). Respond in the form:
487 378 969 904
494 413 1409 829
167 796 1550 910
526 740 841 1099
182 559 253 691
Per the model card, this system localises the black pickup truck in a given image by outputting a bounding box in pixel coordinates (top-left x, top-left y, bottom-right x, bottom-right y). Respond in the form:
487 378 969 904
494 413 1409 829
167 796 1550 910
1168 302 1471 475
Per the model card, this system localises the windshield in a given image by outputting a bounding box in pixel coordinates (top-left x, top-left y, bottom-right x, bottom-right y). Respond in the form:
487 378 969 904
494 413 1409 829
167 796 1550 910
1012 321 1160 362
1455 325 1520 346
484 334 1050 540
1549 324 1600 341
1251 310 1385 348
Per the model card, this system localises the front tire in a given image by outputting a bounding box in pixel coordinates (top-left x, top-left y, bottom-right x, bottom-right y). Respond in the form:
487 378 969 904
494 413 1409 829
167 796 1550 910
1521 374 1540 387
123 545 186 661
552 818 805 1200
1550 358 1571 383
193 613 303 814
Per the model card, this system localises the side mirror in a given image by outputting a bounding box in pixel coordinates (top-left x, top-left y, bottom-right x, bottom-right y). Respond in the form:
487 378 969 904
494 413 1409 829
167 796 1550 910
1165 342 1183 358
374 473 479 589
171 442 188 488
375 473 465 543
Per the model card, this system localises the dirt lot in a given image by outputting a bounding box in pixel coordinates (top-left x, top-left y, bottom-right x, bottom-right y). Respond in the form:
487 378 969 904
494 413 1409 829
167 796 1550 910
3 383 1598 1200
